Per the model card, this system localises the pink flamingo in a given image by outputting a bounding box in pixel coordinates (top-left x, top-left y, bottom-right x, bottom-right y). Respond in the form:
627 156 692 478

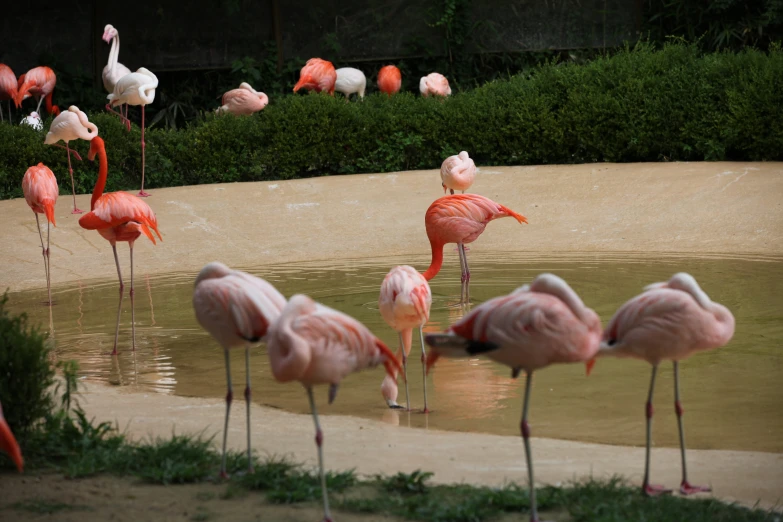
379 265 432 412
44 105 99 214
22 163 58 306
266 294 401 522
102 24 132 124
15 66 60 116
377 65 401 96
0 64 20 122
106 67 158 197
425 273 602 522
590 272 735 497
216 83 269 116
193 262 286 478
423 194 527 304
419 72 451 97
78 137 162 355
293 58 337 95
0 401 24 473
440 151 476 194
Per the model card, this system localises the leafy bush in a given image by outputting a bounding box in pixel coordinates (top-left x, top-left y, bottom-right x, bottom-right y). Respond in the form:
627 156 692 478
0 292 56 436
0 42 781 199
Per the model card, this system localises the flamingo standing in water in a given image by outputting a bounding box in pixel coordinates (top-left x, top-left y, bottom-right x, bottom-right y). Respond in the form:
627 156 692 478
22 163 58 306
78 137 162 355
0 64 20 122
440 151 476 194
379 265 432 412
419 72 451 97
423 194 527 304
590 273 735 497
107 67 158 197
0 401 24 473
377 65 401 96
193 262 286 478
102 24 132 124
44 105 99 214
425 273 602 522
216 83 269 116
266 294 401 522
293 58 337 95
334 67 366 100
15 66 60 116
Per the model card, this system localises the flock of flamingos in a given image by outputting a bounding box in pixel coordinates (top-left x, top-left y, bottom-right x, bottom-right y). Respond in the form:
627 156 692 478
0 24 737 522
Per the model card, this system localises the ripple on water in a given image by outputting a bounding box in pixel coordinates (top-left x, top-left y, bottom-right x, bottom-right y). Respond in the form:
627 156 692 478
9 252 783 453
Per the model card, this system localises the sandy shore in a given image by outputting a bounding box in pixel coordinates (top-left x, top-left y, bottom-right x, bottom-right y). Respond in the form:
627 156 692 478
2 162 782 510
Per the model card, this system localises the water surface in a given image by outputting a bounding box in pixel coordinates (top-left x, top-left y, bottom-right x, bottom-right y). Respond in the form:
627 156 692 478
9 252 783 452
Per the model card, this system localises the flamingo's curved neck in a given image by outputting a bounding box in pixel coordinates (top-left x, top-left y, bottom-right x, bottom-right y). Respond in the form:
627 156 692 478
108 34 120 70
91 143 108 210
422 241 444 281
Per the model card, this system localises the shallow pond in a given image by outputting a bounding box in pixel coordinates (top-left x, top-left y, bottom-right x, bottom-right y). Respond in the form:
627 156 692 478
9 252 783 453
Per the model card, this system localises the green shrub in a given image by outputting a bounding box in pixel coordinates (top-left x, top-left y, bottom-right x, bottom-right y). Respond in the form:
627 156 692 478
0 42 781 200
0 292 56 436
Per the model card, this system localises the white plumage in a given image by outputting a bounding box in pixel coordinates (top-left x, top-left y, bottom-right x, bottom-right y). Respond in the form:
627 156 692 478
334 67 366 99
21 111 42 131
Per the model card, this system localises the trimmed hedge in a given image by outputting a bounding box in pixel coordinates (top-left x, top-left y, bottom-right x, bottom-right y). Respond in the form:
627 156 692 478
1 43 781 200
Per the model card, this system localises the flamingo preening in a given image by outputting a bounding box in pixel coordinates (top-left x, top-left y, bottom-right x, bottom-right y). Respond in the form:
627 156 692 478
216 83 269 116
266 294 401 522
44 105 99 214
193 262 286 478
425 273 602 522
15 66 60 116
590 272 735 497
78 136 162 355
377 65 401 96
440 151 476 194
293 58 337 95
102 24 132 124
22 163 58 306
107 67 158 197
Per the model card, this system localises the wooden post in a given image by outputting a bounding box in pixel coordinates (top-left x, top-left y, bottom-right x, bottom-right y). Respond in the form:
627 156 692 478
272 0 284 73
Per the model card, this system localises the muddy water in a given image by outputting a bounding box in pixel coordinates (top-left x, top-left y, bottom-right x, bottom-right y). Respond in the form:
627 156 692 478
8 252 783 453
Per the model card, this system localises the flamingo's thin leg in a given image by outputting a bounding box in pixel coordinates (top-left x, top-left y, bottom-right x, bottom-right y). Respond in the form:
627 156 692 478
245 344 254 472
50 143 82 160
458 242 470 303
520 371 539 522
418 327 429 413
110 243 124 356
399 332 410 411
138 105 150 197
105 102 130 130
129 243 136 351
307 386 333 522
35 96 43 115
220 348 232 479
642 365 671 496
65 142 83 214
457 241 467 303
674 361 711 495
46 219 51 305
34 214 51 305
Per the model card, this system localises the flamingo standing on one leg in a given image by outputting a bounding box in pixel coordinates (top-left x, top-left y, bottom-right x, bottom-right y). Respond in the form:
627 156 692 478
423 194 527 304
107 67 158 197
425 273 602 522
15 66 60 116
78 137 162 355
0 64 20 122
589 272 735 497
216 83 269 116
102 24 132 126
379 265 432 412
377 65 401 97
22 163 58 306
193 262 286 478
440 151 476 194
266 294 401 522
44 105 99 214
419 72 451 97
0 401 24 473
293 58 337 95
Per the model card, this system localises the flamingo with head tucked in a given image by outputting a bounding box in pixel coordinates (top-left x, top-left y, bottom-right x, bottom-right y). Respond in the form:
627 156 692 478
216 83 269 116
420 72 451 97
293 58 337 95
102 24 132 124
377 65 401 96
22 163 58 305
107 67 158 197
44 105 99 214
425 273 602 522
193 262 286 478
590 272 735 497
334 67 366 100
78 136 162 355
440 151 476 194
266 294 401 522
15 66 60 116
423 194 527 304
379 265 432 412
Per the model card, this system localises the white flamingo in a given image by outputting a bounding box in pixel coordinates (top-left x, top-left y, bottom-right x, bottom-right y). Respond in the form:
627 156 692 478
440 151 476 194
21 111 42 131
107 67 158 197
334 67 366 100
102 24 132 124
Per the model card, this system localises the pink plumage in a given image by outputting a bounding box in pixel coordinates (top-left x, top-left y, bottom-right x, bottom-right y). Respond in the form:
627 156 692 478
22 163 59 305
378 265 432 411
0 64 19 121
440 151 476 194
193 261 286 478
425 273 601 522
293 58 337 95
15 66 59 115
595 272 735 497
419 72 451 97
217 83 269 116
